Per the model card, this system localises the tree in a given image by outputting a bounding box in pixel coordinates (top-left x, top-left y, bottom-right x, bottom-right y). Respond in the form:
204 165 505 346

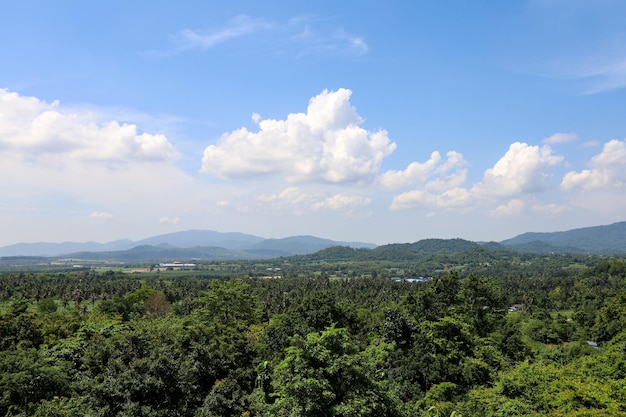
37 298 58 315
254 326 400 417
143 292 171 317
0 349 70 416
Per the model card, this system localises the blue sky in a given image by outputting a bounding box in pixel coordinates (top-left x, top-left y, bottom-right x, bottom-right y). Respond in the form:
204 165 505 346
1 0 626 246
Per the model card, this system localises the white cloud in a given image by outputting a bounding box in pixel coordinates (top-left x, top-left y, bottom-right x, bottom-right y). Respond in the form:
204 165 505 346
472 142 563 197
383 150 470 210
489 199 526 216
291 26 369 57
167 15 368 58
0 89 178 165
379 151 443 189
387 142 567 212
256 186 370 214
159 216 180 225
582 140 601 148
0 90 213 245
390 187 471 210
543 132 577 144
88 212 113 219
201 89 396 183
489 198 566 217
533 203 567 216
578 57 626 95
172 15 273 50
561 139 626 190
312 194 371 211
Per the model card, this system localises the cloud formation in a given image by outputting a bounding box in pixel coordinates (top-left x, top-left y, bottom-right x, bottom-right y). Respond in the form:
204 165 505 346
388 141 566 213
543 132 577 144
256 186 371 215
472 142 563 197
201 89 396 183
380 151 467 190
390 187 471 211
577 57 626 95
489 198 565 217
383 150 471 211
88 212 113 219
290 24 369 57
168 15 368 58
172 15 273 50
561 139 626 190
159 216 181 225
0 89 178 165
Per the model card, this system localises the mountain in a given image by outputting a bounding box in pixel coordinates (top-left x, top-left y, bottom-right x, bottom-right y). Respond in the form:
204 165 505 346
2 222 625 261
407 238 480 254
0 239 135 257
500 221 626 254
134 230 265 250
296 238 492 263
0 230 375 259
247 235 376 257
65 245 258 262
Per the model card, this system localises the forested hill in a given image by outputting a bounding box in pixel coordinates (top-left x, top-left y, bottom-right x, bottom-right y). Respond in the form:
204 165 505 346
291 238 511 263
501 221 626 254
294 223 626 263
408 238 481 253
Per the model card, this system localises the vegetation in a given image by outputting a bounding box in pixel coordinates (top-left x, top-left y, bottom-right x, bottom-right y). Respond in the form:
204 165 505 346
1 249 626 416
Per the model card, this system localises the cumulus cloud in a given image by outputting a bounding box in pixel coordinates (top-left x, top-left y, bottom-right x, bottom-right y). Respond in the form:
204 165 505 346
387 142 568 212
543 132 577 144
390 187 472 211
256 186 370 214
472 142 563 197
312 194 371 211
201 89 396 183
489 199 566 217
88 212 113 219
159 216 180 225
0 89 178 165
380 150 467 190
382 150 470 211
561 139 626 190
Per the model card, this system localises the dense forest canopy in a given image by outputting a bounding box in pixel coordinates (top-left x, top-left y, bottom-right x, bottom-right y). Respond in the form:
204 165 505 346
1 251 626 416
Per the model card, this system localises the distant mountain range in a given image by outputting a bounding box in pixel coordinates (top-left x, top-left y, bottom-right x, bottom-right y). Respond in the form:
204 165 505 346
0 230 376 260
0 222 624 262
499 221 626 254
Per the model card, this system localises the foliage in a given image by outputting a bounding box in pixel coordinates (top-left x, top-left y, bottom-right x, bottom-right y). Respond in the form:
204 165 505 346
0 256 626 416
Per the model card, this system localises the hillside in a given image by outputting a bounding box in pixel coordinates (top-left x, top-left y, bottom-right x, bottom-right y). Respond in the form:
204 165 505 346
501 221 626 254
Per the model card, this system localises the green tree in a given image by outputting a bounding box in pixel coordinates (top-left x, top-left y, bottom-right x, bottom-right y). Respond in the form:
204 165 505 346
0 349 70 416
37 298 58 315
255 326 400 417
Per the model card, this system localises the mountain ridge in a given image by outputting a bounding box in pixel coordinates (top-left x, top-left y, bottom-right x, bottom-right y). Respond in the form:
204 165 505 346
0 230 376 258
1 221 624 259
500 221 626 254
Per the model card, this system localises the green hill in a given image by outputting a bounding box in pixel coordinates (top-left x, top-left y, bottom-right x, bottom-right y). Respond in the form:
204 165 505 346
501 221 626 254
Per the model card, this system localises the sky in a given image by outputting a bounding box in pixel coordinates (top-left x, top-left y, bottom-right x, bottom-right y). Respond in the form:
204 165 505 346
1 0 626 247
